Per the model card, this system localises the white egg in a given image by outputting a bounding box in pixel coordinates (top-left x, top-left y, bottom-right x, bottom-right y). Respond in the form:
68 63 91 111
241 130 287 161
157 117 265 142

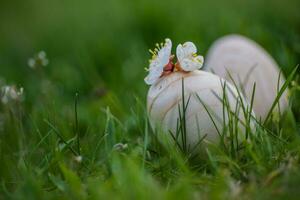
205 34 288 120
147 70 254 150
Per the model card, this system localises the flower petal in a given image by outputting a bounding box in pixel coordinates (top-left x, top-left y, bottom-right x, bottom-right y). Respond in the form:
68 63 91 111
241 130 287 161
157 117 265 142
157 38 172 66
180 57 203 71
176 41 204 72
180 59 200 71
145 38 172 85
182 42 197 55
176 44 185 62
194 55 204 67
144 67 163 85
176 42 197 61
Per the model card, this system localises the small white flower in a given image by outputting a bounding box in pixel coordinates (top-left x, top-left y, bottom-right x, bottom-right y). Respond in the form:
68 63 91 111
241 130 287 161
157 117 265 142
144 38 172 85
28 50 49 69
38 51 49 66
38 51 46 60
28 58 36 68
1 85 24 104
176 41 204 71
113 143 128 151
74 155 83 163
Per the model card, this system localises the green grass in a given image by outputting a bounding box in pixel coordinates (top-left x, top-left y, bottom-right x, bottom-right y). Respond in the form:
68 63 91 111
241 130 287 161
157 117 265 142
0 0 300 199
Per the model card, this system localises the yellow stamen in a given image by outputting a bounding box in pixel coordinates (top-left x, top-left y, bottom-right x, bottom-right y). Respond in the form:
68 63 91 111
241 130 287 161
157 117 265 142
149 49 154 54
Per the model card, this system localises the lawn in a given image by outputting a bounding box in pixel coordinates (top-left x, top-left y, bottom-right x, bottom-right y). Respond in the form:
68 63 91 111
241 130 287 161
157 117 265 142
0 0 300 199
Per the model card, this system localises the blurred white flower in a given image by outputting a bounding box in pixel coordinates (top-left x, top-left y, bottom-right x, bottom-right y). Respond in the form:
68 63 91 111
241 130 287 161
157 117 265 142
27 58 36 68
113 143 128 152
144 38 172 85
28 50 49 69
229 179 242 198
74 155 83 163
176 41 204 71
1 85 24 104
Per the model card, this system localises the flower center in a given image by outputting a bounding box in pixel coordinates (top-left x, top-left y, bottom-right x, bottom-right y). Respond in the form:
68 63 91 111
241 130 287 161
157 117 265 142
162 56 175 76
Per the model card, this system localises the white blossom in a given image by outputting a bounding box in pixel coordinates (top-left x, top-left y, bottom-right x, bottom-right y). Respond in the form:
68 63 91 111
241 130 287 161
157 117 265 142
176 41 204 71
144 38 172 85
74 155 83 163
1 85 24 104
113 143 128 151
28 50 49 69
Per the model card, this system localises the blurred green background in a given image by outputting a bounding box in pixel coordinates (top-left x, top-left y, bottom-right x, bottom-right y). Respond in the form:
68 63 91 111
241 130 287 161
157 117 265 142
1 0 299 107
0 0 300 199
